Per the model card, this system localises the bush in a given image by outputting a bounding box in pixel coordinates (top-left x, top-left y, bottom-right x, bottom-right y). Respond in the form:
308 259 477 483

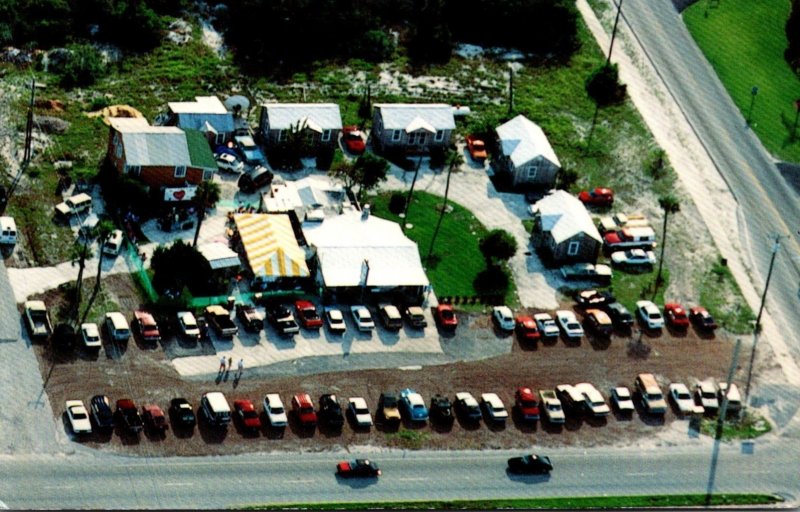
479 229 518 262
151 240 219 296
359 29 395 62
586 64 627 106
57 44 106 88
429 147 446 169
474 265 510 295
389 192 407 214
555 166 579 190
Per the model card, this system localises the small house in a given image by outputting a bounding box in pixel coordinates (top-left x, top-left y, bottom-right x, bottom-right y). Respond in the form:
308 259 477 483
530 190 602 265
371 104 455 154
495 115 561 189
166 96 235 145
258 103 342 149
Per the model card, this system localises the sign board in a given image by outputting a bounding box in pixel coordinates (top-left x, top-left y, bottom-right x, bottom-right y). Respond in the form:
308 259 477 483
163 186 197 202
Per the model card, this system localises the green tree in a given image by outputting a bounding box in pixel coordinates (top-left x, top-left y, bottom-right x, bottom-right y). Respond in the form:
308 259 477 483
329 153 389 201
479 229 518 263
80 220 115 326
58 44 105 88
360 29 395 62
655 194 681 291
586 63 626 106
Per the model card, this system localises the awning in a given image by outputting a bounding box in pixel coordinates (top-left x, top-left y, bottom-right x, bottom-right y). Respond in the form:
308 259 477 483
198 242 241 270
234 213 309 278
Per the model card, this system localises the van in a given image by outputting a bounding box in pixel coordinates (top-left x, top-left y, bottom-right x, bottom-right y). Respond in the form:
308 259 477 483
55 192 92 218
555 384 585 414
102 230 124 256
201 392 231 427
104 312 131 342
379 304 403 330
0 216 17 245
635 373 667 414
603 227 657 250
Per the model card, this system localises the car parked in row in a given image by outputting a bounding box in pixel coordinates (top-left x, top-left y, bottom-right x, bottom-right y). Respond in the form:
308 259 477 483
538 389 565 424
574 382 610 417
718 382 742 414
350 305 375 332
378 392 401 424
610 386 635 414
403 306 428 329
132 310 161 344
584 309 613 337
142 404 169 433
574 289 616 308
400 388 428 422
292 393 317 427
434 304 458 329
514 316 540 343
429 394 454 425
294 300 323 329
610 248 656 268
491 306 515 332
556 310 584 340
560 262 612 283
514 387 540 422
348 397 373 428
578 187 614 207
636 300 664 330
116 398 144 434
264 394 288 428
66 400 92 435
455 392 482 422
481 393 509 423
325 308 347 334
81 323 102 350
664 303 690 330
236 303 264 332
607 302 634 329
318 394 344 428
689 306 718 331
635 373 667 415
200 392 231 428
169 398 196 430
695 380 719 415
378 304 403 331
90 395 115 431
534 313 560 340
268 305 300 336
669 383 696 416
234 399 262 432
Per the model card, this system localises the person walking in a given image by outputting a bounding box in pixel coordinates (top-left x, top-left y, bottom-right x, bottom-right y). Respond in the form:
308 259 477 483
227 356 233 371
237 358 244 377
219 355 226 373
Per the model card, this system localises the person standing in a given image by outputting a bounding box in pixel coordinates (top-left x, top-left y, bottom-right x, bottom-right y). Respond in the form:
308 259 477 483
237 358 244 377
219 355 226 373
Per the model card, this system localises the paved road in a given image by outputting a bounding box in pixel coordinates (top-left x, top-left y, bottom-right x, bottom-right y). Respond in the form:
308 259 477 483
0 441 796 509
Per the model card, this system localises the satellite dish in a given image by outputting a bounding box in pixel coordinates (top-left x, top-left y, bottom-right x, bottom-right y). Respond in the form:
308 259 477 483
224 95 250 116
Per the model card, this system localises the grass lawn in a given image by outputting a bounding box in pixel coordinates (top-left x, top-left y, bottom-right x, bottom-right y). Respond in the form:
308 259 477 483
697 259 756 334
700 409 772 440
684 0 800 163
607 267 668 313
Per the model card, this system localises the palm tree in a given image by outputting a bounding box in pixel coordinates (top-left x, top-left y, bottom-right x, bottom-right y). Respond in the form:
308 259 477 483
426 150 463 262
68 239 91 325
80 220 115 326
192 179 222 247
655 194 681 290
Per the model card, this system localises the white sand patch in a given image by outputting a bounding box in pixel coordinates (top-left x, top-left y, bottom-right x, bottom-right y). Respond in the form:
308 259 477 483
200 19 227 58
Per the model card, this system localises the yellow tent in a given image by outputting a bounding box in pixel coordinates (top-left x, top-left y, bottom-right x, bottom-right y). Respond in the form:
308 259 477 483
233 213 309 278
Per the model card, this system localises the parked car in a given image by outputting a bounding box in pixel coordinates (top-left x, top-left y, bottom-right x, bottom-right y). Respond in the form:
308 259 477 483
378 304 403 331
574 382 610 417
337 459 381 478
695 380 719 414
237 165 273 193
215 152 244 173
267 305 300 336
636 300 664 330
204 305 238 338
538 389 565 424
55 192 92 219
610 386 635 413
507 454 553 474
66 400 92 435
325 308 347 334
664 303 690 330
102 229 124 256
635 373 667 415
263 393 288 428
200 392 231 428
574 289 616 308
350 305 375 332
318 394 344 428
233 134 266 165
689 306 718 331
578 187 614 207
598 212 649 234
610 248 656 268
583 309 613 337
491 305 515 331
603 227 657 251
295 300 323 329
378 392 401 423
481 393 509 423
142 404 169 433
514 316 540 343
455 392 482 422
555 384 586 415
348 397 373 428
23 300 52 339
403 306 428 329
90 395 115 431
292 393 317 427
132 310 161 344
669 383 696 416
556 310 584 339
717 382 742 414
168 398 196 429
342 125 366 154
400 388 429 422
80 323 102 349
465 134 487 162
105 312 131 342
533 313 560 339
607 302 634 329
514 387 540 422
236 303 265 332
234 399 262 432
560 262 612 283
115 399 143 434
434 304 458 329
177 311 201 340
429 394 454 425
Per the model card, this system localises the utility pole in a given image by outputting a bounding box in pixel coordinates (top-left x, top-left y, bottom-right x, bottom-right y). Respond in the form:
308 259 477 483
606 0 624 66
507 67 514 116
23 78 36 164
746 86 759 126
401 156 423 232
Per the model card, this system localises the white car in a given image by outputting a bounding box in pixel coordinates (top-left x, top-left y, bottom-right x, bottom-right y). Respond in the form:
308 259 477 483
610 386 635 412
348 397 373 427
533 313 560 338
491 306 515 331
350 305 375 332
215 153 244 173
718 382 742 413
325 308 347 334
610 249 657 267
695 380 719 413
66 399 92 435
480 393 509 423
669 383 696 416
177 311 200 339
574 382 610 416
80 323 101 349
556 310 584 339
263 393 288 427
636 300 664 329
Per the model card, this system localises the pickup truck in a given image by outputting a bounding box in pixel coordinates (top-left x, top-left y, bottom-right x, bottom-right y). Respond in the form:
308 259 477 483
116 399 144 434
538 389 566 424
465 134 487 162
268 305 300 336
204 305 238 338
235 303 264 332
133 310 161 344
24 300 52 339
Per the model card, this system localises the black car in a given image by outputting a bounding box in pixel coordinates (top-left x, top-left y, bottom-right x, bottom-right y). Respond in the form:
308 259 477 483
195 316 210 341
337 459 381 478
607 302 634 328
267 305 300 336
574 289 616 308
429 394 454 424
454 393 482 422
115 399 144 434
507 454 553 474
169 398 197 429
237 166 273 194
318 394 345 428
90 394 115 431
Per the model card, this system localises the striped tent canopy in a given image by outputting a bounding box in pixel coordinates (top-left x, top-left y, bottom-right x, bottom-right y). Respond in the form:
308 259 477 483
233 213 310 278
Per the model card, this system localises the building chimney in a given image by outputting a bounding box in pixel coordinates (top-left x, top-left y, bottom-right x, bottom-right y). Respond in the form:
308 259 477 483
361 204 370 220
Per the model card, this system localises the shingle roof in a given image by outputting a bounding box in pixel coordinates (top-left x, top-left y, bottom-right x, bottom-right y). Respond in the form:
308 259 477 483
110 118 191 167
534 190 601 244
496 114 561 169
374 104 456 132
261 103 342 131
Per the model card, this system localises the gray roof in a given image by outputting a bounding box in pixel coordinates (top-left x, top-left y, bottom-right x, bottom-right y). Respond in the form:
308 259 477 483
534 190 601 244
261 103 342 131
110 118 192 167
374 104 456 132
496 114 561 169
168 96 234 134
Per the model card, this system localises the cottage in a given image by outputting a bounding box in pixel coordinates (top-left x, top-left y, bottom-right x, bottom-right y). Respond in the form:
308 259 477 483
166 96 235 145
107 118 217 195
371 104 455 154
258 103 342 150
495 115 561 189
261 176 352 222
530 190 602 265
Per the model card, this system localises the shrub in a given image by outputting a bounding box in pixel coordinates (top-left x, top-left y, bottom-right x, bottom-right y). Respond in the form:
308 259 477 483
556 166 579 190
389 192 407 214
474 265 510 295
429 147 446 169
57 44 106 88
586 63 627 106
479 229 518 262
315 146 335 170
359 29 395 62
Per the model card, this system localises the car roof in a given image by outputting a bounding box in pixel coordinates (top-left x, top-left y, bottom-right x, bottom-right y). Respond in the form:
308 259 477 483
613 386 631 397
266 393 283 404
105 311 128 327
295 300 314 308
556 310 576 318
586 309 611 323
669 383 690 393
481 393 503 407
328 309 343 320
81 323 99 335
533 312 553 320
517 387 535 399
117 398 136 409
349 397 368 408
493 306 513 316
456 392 477 404
294 393 313 406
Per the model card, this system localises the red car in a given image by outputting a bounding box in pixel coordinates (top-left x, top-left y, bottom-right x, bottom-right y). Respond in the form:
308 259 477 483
292 393 317 427
294 300 323 329
133 310 161 344
465 134 487 162
578 187 614 207
233 399 262 431
689 306 718 331
141 404 168 432
514 387 540 421
342 125 366 155
434 304 458 329
515 316 540 343
664 303 690 329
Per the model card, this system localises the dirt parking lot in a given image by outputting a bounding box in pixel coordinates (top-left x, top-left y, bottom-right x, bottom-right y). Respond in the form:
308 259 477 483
35 281 740 457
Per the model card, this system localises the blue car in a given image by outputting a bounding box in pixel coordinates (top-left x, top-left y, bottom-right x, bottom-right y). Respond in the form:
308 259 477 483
399 388 429 422
234 135 266 165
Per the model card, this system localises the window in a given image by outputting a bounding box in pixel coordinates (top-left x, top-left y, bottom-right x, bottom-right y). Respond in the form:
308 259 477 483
125 165 140 176
391 130 401 142
214 132 225 145
567 241 580 256
434 130 444 142
408 132 427 145
202 169 214 181
174 166 187 178
277 130 284 142
526 164 538 180
321 130 331 142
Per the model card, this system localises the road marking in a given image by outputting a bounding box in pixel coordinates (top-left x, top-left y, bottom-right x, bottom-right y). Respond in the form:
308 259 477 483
43 485 75 490
625 472 656 477
285 479 314 484
163 482 194 487
398 477 425 482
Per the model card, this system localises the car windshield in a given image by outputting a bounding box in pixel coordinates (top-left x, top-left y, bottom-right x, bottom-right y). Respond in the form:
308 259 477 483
649 313 661 319
243 410 258 419
301 407 314 415
520 400 537 408
383 397 397 407
677 392 691 400
72 410 87 419
548 403 562 411
355 406 369 415
567 322 581 330
271 406 284 415
702 390 715 398
441 310 454 319
651 393 664 401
